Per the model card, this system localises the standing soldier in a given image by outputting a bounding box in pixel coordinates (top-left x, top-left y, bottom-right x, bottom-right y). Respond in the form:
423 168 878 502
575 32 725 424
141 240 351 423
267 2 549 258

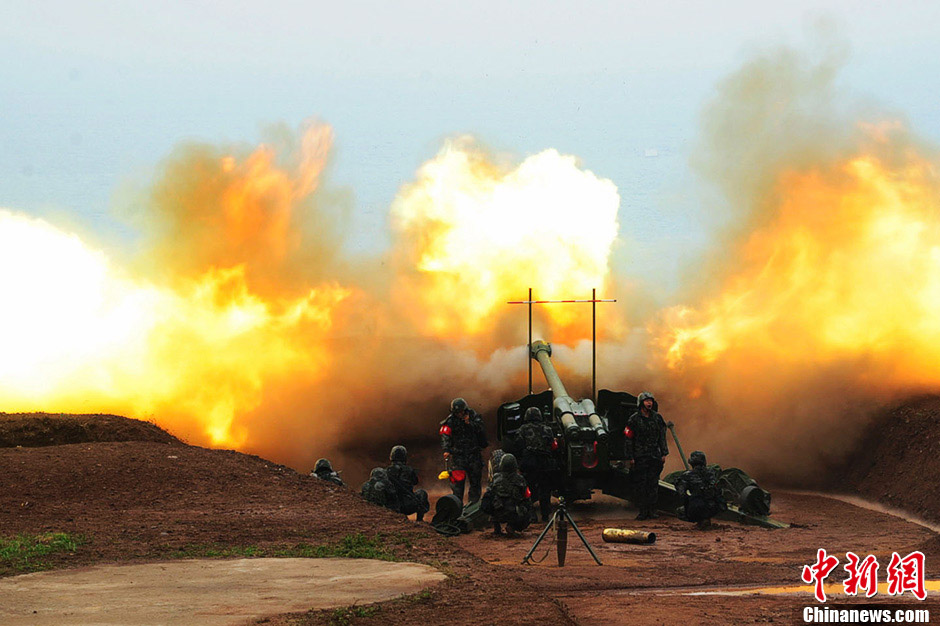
386 445 430 521
311 458 345 486
674 450 727 529
624 391 669 520
440 397 488 504
517 407 556 523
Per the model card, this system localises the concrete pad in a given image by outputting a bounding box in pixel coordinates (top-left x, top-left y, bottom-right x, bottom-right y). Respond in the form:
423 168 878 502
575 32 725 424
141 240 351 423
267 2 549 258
0 558 447 625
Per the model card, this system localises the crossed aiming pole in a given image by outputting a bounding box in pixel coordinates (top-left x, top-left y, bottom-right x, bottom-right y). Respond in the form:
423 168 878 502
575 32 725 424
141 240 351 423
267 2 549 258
507 287 616 401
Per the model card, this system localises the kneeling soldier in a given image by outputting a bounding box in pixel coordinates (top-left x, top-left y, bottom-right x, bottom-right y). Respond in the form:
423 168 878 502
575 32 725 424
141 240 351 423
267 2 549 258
386 445 430 521
481 453 531 536
675 451 727 529
312 458 345 486
360 467 400 512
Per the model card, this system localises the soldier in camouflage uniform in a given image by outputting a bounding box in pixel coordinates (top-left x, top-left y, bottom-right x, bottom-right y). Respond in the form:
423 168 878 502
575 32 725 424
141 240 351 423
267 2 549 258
386 445 430 521
311 458 345 486
517 407 556 522
624 391 669 520
674 451 726 529
440 397 488 504
480 453 531 535
360 467 399 512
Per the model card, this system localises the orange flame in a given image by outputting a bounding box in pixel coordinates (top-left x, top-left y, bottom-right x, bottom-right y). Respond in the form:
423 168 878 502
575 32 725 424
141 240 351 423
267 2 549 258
0 123 353 449
0 126 622 466
658 131 940 394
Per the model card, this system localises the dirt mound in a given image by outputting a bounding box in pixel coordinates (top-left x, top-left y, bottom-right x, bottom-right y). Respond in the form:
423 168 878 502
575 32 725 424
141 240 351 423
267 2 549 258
0 414 567 625
836 395 940 523
0 413 180 447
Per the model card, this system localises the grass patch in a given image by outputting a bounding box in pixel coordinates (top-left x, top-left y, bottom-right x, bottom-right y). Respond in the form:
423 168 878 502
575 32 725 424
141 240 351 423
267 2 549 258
167 533 396 562
329 604 380 625
405 588 434 604
0 532 87 573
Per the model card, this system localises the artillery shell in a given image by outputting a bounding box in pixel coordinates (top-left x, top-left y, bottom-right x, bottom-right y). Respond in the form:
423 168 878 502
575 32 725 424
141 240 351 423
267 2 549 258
601 528 656 544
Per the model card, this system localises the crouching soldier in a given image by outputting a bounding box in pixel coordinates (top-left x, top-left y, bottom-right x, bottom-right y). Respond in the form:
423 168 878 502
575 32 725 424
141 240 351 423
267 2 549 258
675 451 726 529
361 467 400 512
517 407 557 523
386 445 430 521
311 458 345 486
480 453 531 536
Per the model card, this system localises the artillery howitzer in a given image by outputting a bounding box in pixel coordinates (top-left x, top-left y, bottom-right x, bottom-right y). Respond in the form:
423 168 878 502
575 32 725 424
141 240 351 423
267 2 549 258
495 340 787 529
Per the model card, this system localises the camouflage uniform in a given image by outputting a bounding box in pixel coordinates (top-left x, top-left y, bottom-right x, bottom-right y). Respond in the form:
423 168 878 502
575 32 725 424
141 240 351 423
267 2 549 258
386 446 430 521
517 407 556 522
312 458 345 487
624 391 668 520
674 451 726 528
360 467 399 512
481 454 531 534
440 399 488 504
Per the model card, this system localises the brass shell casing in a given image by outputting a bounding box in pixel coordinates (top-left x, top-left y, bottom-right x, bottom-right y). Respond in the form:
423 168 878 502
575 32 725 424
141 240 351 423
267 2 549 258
601 528 656 544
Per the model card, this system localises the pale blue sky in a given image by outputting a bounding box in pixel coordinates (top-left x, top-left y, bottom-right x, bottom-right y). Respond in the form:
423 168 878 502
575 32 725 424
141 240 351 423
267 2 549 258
2 1 939 291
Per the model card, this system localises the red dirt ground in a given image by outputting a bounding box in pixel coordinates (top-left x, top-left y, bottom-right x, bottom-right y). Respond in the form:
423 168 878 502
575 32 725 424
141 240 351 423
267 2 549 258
2 411 939 625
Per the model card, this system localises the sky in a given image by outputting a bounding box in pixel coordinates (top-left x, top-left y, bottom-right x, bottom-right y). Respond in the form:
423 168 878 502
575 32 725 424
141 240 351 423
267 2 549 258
2 0 940 293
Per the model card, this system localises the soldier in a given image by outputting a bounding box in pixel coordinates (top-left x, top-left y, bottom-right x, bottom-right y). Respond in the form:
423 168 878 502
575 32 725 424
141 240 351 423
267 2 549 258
311 458 345 486
674 451 727 529
386 445 430 521
517 407 556 523
480 453 531 536
360 467 400 512
624 391 669 520
440 397 488 504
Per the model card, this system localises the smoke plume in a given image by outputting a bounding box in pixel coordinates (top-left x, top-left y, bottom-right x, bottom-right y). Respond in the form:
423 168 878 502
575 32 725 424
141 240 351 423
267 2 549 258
636 40 940 483
4 39 940 488
0 127 620 483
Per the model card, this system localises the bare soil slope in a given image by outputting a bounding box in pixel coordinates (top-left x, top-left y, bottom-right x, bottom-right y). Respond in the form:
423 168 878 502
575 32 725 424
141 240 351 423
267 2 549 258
0 413 567 625
837 395 940 523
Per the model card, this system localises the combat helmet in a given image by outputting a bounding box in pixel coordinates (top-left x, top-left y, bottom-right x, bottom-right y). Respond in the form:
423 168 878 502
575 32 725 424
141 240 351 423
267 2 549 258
524 407 542 422
314 458 333 473
689 451 707 467
637 391 655 407
370 467 388 481
451 397 468 413
389 445 408 463
499 453 518 473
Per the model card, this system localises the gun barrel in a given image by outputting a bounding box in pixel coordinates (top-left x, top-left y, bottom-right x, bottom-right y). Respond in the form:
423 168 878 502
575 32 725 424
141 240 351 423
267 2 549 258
530 340 607 441
530 341 569 398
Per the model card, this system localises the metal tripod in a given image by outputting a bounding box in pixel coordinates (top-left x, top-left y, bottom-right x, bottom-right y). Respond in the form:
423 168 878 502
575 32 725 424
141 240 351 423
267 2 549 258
521 497 602 566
